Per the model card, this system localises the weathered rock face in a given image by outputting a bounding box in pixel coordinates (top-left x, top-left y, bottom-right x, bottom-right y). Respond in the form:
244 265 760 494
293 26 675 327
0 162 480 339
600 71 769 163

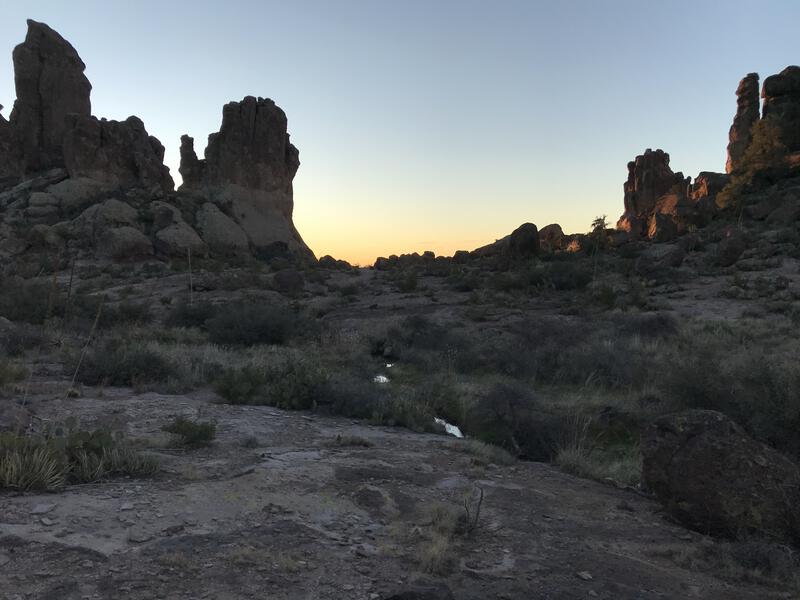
617 149 690 238
726 73 760 174
0 107 22 184
539 223 565 252
761 66 800 154
63 115 173 192
642 410 800 543
9 20 91 173
178 96 311 259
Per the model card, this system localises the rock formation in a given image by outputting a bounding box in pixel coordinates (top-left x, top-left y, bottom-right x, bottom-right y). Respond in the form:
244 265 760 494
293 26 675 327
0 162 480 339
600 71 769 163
9 20 91 173
0 20 314 269
179 96 312 259
642 410 800 542
761 66 800 154
726 73 760 174
471 223 540 259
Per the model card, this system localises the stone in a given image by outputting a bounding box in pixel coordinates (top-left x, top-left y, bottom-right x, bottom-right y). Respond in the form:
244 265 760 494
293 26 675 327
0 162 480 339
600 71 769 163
30 503 56 515
726 73 760 174
539 223 565 251
63 115 173 192
0 106 21 183
761 66 800 154
96 226 153 260
716 228 746 266
195 202 249 255
646 212 678 243
9 20 92 172
642 410 800 542
45 177 108 215
272 269 304 294
471 223 539 259
155 222 207 257
178 96 312 259
617 149 689 236
318 255 351 270
634 245 685 276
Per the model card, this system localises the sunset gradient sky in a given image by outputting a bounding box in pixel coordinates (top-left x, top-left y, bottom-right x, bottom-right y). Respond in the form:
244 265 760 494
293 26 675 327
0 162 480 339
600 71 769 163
2 1 798 264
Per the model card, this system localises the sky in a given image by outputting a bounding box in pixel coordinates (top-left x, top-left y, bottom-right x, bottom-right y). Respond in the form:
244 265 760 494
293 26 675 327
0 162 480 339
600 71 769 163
1 1 798 265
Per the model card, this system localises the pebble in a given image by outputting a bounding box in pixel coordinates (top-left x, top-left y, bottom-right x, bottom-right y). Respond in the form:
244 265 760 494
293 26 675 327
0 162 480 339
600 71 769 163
40 517 56 526
576 571 593 581
120 502 135 511
30 503 56 515
0 553 9 566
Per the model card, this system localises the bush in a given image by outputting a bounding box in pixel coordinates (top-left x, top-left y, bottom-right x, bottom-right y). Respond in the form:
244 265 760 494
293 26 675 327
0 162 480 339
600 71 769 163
0 357 28 385
215 360 328 410
165 300 219 329
0 424 158 491
74 341 177 386
162 417 216 447
206 302 295 346
0 277 60 324
396 272 418 292
214 366 267 404
0 323 46 356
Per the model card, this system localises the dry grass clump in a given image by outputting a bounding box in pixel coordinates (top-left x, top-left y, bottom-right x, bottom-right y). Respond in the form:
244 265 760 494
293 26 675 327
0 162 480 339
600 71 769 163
162 417 216 447
447 439 516 466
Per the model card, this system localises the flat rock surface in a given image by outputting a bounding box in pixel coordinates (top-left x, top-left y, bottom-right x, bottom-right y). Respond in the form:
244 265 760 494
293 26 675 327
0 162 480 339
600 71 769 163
0 389 786 599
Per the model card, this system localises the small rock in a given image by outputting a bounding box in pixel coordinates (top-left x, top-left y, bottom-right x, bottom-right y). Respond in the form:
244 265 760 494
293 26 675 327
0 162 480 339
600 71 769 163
576 571 593 581
40 517 56 526
120 502 135 511
0 553 10 566
31 503 57 515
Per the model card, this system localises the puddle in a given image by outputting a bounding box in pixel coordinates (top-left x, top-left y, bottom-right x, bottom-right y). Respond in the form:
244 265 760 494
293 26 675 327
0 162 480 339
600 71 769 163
434 418 464 438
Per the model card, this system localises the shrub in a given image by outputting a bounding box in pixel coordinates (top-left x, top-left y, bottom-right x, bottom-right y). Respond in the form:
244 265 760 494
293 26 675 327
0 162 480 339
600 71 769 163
74 341 177 386
206 302 294 346
0 324 46 356
397 272 418 292
162 417 216 447
0 358 28 385
215 360 327 410
214 366 267 404
165 300 218 329
0 277 60 324
0 425 158 491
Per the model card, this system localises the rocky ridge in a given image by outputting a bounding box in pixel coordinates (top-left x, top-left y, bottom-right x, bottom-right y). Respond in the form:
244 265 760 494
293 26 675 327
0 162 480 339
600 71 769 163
0 20 313 273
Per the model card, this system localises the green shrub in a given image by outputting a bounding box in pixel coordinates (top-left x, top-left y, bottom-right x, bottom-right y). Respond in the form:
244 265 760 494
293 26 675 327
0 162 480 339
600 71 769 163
74 341 177 386
162 417 216 447
0 424 158 491
0 358 28 385
397 272 418 292
215 360 327 410
165 300 218 329
214 366 268 404
0 324 46 356
206 302 295 346
0 277 60 324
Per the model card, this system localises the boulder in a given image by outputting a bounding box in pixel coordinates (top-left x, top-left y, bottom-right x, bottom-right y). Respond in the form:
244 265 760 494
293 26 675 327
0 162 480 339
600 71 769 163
642 410 800 542
96 226 153 260
0 106 21 183
690 172 729 204
272 269 304 294
318 254 351 270
539 223 565 251
45 177 108 215
762 66 800 154
726 73 761 174
63 115 173 192
195 202 249 255
9 20 91 172
471 223 539 259
647 212 678 243
155 222 207 257
717 228 746 266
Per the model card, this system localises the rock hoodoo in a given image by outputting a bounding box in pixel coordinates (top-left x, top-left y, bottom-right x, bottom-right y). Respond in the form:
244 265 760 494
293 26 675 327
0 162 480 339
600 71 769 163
179 96 311 259
726 73 760 174
0 19 314 269
761 66 800 155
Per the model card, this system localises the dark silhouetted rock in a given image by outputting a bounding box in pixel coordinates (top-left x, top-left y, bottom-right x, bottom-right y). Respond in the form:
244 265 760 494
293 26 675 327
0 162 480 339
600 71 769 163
642 410 800 542
690 172 729 203
178 96 311 259
452 249 470 263
318 254 351 270
717 228 746 266
471 223 539 259
726 73 760 174
646 212 678 243
272 269 304 294
63 115 173 192
762 66 800 154
539 223 565 251
10 20 91 172
0 106 22 185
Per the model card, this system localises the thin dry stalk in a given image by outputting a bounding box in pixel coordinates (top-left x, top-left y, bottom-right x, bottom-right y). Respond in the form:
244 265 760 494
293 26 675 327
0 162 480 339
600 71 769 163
66 299 104 397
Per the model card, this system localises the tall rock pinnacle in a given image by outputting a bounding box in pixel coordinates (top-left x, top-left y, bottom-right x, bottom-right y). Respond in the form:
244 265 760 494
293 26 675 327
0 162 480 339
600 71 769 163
725 73 760 174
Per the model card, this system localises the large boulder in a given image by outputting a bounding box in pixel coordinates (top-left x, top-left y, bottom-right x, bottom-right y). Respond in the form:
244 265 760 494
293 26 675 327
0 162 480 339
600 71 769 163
471 223 539 259
726 73 761 174
539 223 564 252
96 226 153 260
195 202 249 255
716 228 746 266
762 66 800 154
642 410 800 542
9 20 92 173
63 115 173 192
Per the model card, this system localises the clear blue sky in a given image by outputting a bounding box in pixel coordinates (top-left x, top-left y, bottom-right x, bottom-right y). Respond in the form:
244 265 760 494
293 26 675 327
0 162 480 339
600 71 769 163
2 0 798 263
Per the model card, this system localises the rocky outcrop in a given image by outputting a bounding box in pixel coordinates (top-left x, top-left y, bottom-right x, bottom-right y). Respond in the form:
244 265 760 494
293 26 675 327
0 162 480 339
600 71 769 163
178 96 311 259
539 223 565 252
63 115 173 192
617 149 689 237
642 410 800 542
726 73 760 174
761 66 800 154
0 20 315 266
9 20 91 173
471 223 540 259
